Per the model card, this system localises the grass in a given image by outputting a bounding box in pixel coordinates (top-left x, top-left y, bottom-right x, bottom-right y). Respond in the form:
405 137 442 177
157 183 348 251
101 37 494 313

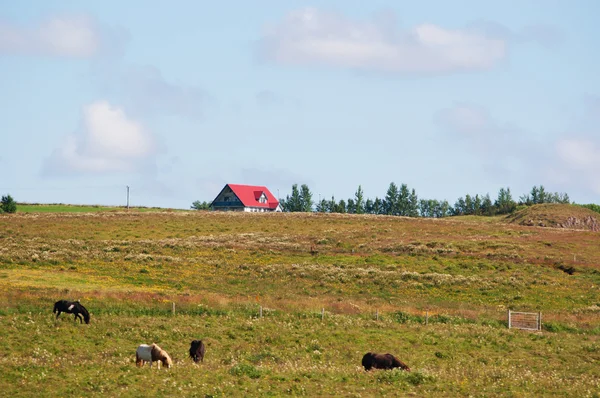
15 203 186 213
0 207 599 396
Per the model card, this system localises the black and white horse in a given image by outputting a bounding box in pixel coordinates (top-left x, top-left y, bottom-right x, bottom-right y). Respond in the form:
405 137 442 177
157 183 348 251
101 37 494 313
53 300 90 324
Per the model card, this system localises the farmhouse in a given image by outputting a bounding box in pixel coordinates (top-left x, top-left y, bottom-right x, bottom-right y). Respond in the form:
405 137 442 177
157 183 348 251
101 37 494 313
211 184 282 212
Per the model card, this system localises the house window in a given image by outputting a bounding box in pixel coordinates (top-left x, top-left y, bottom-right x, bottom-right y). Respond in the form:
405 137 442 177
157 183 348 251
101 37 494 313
259 193 267 204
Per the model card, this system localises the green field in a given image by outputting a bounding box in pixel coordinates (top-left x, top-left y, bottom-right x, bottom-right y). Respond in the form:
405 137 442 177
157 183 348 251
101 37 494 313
1 207 599 396
15 203 181 213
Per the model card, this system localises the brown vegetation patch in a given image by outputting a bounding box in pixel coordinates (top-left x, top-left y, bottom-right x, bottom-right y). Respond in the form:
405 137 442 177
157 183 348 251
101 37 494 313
505 204 600 231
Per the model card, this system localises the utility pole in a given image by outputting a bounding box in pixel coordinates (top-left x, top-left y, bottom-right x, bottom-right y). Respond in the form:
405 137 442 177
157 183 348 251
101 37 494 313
126 186 130 210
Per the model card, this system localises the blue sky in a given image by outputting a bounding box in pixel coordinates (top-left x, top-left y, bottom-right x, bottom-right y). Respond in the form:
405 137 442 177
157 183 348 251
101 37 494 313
1 1 599 208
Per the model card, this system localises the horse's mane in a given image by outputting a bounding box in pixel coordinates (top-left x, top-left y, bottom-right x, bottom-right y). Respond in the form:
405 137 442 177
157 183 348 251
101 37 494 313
151 344 172 367
53 300 67 313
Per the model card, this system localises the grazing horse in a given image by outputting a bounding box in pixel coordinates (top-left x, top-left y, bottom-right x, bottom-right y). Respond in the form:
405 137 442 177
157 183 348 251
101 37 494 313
189 340 206 363
136 344 173 369
53 300 90 324
362 352 410 371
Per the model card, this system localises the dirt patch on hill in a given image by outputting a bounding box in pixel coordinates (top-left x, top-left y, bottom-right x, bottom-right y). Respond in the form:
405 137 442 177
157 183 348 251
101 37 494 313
505 204 600 231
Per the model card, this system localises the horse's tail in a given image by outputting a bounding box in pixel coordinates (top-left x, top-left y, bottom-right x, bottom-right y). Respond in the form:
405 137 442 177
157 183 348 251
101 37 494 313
78 303 90 324
53 301 59 313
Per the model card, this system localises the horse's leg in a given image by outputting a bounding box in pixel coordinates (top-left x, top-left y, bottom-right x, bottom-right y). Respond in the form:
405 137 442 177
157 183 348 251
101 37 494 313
75 313 83 323
55 311 61 320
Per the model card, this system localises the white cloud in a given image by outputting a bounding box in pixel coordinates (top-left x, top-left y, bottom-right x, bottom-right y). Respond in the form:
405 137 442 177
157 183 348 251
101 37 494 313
44 101 157 174
123 66 211 119
436 101 600 200
435 104 492 136
258 8 507 74
255 90 282 107
552 137 600 197
434 103 536 181
556 139 600 170
0 14 127 57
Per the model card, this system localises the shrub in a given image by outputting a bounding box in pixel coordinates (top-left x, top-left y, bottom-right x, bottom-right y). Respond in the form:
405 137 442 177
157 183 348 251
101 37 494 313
393 311 423 324
229 363 261 379
1 194 16 213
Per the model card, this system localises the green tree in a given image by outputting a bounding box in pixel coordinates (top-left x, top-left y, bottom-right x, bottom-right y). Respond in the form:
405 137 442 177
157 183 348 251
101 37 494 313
384 182 399 215
365 198 374 214
337 199 347 214
316 199 328 212
465 194 474 215
397 184 410 216
328 196 337 213
495 187 516 214
408 188 419 217
373 197 383 215
481 194 494 216
284 184 303 212
419 199 433 217
453 197 466 215
1 194 17 213
439 200 451 218
300 184 313 212
347 198 356 214
354 185 365 214
190 200 211 210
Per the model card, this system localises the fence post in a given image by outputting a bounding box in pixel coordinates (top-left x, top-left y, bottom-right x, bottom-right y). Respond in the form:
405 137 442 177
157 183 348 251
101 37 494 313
508 309 511 329
538 312 542 331
321 308 324 321
376 309 379 321
425 311 429 325
172 302 175 315
259 306 263 318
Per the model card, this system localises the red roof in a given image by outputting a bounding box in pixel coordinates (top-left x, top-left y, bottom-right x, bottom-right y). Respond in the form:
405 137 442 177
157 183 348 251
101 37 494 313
227 184 280 209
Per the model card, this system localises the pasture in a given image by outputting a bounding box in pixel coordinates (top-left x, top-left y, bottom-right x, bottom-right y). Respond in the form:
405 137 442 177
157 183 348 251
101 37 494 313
0 208 599 396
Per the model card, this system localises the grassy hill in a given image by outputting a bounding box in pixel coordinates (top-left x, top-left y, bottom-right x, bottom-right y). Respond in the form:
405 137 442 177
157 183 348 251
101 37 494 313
506 203 600 231
0 209 598 396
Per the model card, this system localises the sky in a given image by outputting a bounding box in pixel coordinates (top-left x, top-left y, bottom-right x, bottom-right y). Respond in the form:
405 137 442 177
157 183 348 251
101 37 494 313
1 0 599 209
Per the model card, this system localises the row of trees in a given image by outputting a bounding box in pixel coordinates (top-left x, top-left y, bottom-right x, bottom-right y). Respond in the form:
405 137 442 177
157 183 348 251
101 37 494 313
279 184 570 218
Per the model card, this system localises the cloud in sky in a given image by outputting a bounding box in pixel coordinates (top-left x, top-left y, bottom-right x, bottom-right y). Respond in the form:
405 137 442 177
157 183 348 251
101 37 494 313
434 103 537 182
255 90 283 107
556 138 600 171
550 96 600 196
436 99 600 200
0 14 127 57
435 104 492 137
123 66 211 120
258 7 508 74
44 101 157 174
466 20 563 48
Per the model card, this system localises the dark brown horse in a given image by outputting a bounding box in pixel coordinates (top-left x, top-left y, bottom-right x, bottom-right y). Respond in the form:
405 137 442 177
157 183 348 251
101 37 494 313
53 300 90 324
189 340 206 363
362 352 410 371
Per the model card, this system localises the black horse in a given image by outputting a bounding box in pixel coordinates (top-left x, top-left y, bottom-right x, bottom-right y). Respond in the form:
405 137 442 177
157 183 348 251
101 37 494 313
53 300 90 324
189 340 206 363
362 352 410 371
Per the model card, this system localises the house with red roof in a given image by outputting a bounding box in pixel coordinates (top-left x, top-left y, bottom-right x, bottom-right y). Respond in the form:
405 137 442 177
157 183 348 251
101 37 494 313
211 184 282 212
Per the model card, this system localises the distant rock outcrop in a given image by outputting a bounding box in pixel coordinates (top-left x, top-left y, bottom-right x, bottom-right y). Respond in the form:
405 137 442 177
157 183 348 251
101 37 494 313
505 204 600 232
558 216 599 231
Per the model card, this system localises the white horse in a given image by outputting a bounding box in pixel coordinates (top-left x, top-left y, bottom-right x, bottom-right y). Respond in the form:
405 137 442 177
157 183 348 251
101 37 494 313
136 343 173 369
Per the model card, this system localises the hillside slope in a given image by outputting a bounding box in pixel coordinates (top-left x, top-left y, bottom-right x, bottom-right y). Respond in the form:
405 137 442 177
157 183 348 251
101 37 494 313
505 203 599 231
